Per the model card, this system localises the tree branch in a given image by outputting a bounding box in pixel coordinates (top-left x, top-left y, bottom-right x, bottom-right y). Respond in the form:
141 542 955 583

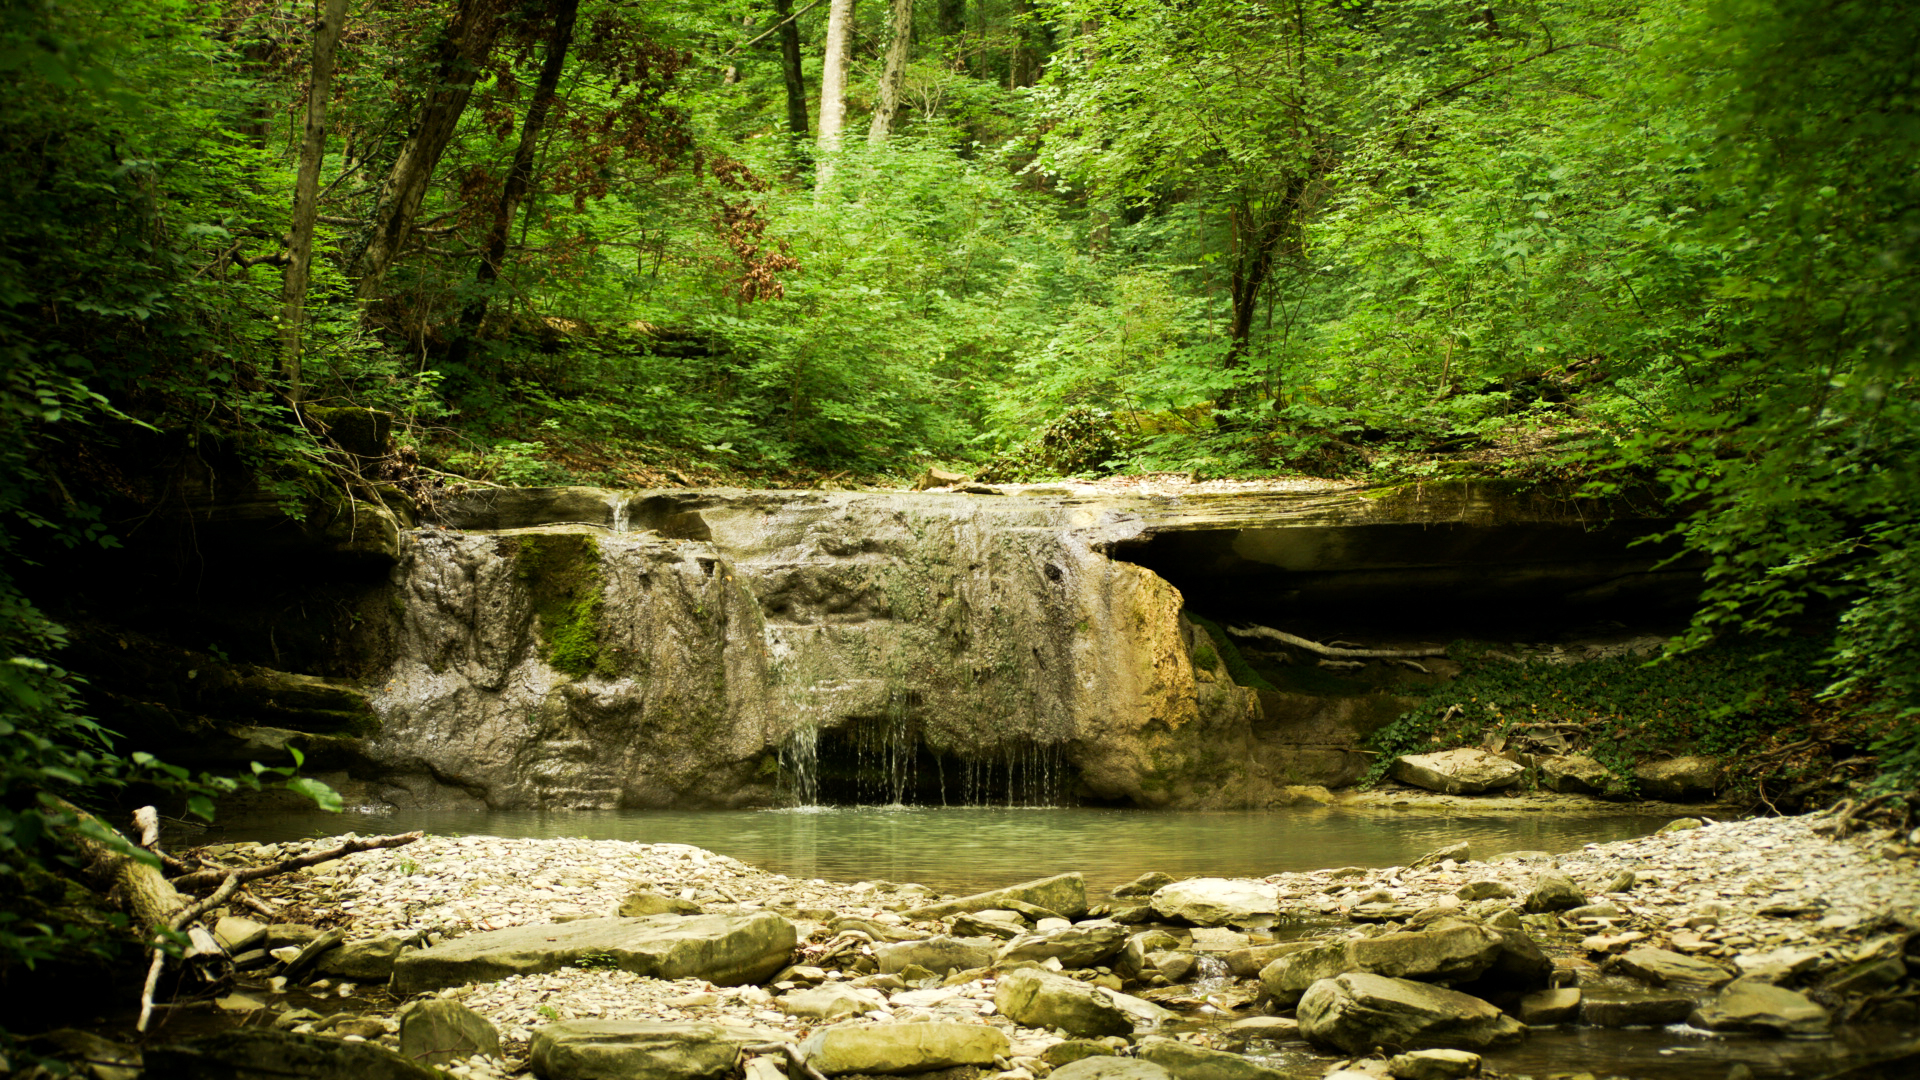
1407 42 1621 114
170 831 424 893
1228 623 1449 659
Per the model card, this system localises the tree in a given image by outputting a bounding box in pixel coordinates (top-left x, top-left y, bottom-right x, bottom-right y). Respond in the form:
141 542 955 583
280 0 352 404
868 0 915 143
817 0 856 157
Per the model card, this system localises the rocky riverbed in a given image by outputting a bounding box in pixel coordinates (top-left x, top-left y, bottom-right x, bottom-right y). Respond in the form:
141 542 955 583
50 808 1920 1080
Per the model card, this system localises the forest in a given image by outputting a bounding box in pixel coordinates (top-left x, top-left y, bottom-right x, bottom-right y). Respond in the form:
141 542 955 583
0 0 1915 979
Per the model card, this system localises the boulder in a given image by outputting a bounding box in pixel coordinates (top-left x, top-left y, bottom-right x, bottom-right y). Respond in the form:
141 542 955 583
1150 879 1282 927
1147 950 1198 982
1134 1036 1292 1080
1226 942 1309 979
800 1021 1009 1075
1606 946 1734 990
1521 874 1586 914
1389 750 1524 796
1481 927 1554 990
397 999 499 1066
1297 974 1527 1054
530 1021 779 1080
877 937 997 976
1535 755 1621 797
1633 756 1722 801
144 1030 440 1080
391 913 796 994
1688 979 1830 1036
780 984 888 1021
1348 920 1503 983
315 930 419 981
901 874 1087 921
1578 990 1695 1027
1213 1017 1300 1049
1386 1049 1482 1080
1112 872 1177 898
1042 1040 1120 1067
999 921 1128 968
1734 946 1823 985
1050 1059 1172 1080
620 890 704 917
1258 940 1353 1008
1515 988 1580 1025
1822 955 1907 995
995 968 1167 1037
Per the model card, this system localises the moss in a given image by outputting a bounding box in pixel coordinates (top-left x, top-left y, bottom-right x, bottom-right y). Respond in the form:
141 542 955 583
517 533 617 678
1186 613 1276 691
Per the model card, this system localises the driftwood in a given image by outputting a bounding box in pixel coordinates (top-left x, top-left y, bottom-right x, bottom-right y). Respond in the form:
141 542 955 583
138 874 241 1031
1230 623 1448 659
169 830 424 892
745 1042 833 1080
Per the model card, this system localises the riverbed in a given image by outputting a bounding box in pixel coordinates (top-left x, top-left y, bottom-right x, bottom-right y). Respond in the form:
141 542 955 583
202 804 1675 895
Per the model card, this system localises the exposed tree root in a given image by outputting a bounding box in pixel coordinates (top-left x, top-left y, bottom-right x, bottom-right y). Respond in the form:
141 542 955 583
1228 623 1449 659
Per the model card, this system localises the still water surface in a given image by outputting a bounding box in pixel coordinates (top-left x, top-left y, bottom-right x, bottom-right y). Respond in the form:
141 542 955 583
212 804 1670 894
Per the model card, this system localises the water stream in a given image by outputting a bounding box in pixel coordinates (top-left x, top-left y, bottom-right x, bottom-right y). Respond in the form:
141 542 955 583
206 805 1669 895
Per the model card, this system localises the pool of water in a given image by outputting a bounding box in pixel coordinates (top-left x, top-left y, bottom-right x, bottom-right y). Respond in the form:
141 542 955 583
202 804 1672 894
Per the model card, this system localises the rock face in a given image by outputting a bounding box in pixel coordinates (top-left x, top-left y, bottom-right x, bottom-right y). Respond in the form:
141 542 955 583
1297 973 1527 1053
529 1020 778 1080
799 1021 1010 1075
1150 879 1282 927
1388 750 1525 796
342 483 1678 811
390 913 796 994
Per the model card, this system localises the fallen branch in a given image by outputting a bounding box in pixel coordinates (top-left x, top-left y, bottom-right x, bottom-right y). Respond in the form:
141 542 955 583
1229 624 1448 659
138 874 240 1033
170 831 424 893
744 1042 833 1080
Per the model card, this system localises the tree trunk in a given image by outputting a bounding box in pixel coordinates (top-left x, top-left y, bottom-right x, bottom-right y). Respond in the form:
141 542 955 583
817 0 856 155
775 0 810 138
936 0 963 38
868 0 914 142
1220 183 1300 410
459 0 579 335
1010 0 1038 87
279 0 351 404
351 0 505 300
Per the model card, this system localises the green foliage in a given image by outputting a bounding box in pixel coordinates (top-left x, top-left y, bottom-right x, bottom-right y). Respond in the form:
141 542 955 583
1185 614 1275 693
1364 639 1831 791
980 405 1131 481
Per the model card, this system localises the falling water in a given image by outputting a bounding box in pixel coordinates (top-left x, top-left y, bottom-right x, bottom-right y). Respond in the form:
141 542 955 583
779 725 819 807
607 495 630 533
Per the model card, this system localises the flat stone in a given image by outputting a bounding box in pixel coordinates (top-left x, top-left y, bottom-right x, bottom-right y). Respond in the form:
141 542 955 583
902 874 1087 921
144 1030 440 1080
315 930 418 981
1049 1059 1172 1080
1454 882 1513 902
1821 955 1906 995
1578 990 1696 1027
1389 750 1525 796
1410 842 1472 869
998 920 1128 968
1298 973 1526 1053
1135 1035 1292 1080
397 999 499 1066
1225 942 1309 978
1386 1048 1482 1080
1606 946 1734 990
620 889 704 917
1150 879 1282 928
1516 988 1580 1025
952 914 1025 939
1689 979 1830 1036
390 913 797 994
530 1020 778 1080
879 936 998 976
213 916 269 954
1213 1017 1300 1049
781 984 889 1020
800 1021 1010 1075
1733 947 1823 984
994 968 1133 1038
1563 903 1622 922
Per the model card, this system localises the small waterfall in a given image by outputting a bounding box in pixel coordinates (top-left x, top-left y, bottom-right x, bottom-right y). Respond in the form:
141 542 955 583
608 495 630 533
779 725 820 807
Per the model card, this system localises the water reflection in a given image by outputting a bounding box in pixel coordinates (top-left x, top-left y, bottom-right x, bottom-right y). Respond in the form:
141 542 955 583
207 805 1669 894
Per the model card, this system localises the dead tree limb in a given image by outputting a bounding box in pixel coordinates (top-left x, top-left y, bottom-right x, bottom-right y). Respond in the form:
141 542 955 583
745 1043 833 1080
170 831 425 893
1229 623 1448 659
138 874 241 1033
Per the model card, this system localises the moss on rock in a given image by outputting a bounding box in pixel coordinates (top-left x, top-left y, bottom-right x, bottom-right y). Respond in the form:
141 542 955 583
516 534 617 678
